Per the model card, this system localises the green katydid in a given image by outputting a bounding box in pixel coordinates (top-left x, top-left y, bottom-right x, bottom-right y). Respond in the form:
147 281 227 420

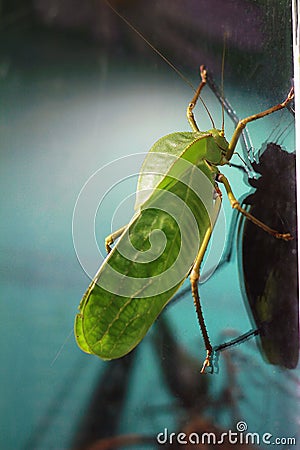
75 64 294 372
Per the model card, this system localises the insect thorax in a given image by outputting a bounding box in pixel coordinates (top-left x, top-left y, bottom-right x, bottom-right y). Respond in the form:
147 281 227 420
203 128 229 166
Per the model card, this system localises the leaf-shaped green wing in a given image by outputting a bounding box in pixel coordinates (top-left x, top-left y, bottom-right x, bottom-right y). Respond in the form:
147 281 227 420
75 133 219 359
135 131 212 209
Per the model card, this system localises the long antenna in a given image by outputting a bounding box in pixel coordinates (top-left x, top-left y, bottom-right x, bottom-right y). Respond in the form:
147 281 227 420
103 0 195 92
103 0 217 126
221 33 227 132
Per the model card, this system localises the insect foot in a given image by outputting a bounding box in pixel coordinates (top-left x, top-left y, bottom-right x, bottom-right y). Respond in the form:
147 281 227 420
274 232 293 241
200 350 213 374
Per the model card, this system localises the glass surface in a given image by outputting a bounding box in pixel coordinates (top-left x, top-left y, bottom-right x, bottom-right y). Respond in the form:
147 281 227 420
0 1 298 449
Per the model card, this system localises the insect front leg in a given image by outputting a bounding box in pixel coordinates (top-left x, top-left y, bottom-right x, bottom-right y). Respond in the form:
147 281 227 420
226 87 294 160
187 65 208 132
217 173 293 240
105 225 128 253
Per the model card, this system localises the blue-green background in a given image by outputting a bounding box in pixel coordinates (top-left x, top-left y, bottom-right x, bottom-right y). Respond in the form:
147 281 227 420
0 1 298 449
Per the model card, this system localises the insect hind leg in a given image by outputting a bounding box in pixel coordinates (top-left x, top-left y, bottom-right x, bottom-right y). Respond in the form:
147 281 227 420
190 226 214 373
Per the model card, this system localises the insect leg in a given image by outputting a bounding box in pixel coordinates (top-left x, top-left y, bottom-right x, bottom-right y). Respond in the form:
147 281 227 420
227 87 294 159
188 192 222 373
217 173 293 241
187 65 208 132
105 225 128 253
190 226 214 373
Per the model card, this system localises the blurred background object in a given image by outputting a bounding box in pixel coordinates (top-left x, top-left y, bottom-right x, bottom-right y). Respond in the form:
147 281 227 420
0 0 293 92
